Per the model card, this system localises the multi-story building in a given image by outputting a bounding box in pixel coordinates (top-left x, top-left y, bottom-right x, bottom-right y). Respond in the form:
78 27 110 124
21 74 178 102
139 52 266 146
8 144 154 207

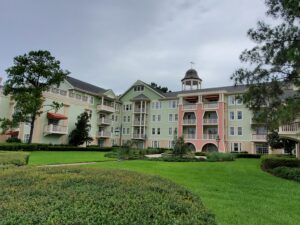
0 68 299 155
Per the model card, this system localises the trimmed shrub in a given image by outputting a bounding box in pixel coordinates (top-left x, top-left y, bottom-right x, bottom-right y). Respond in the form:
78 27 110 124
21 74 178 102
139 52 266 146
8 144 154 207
148 157 206 162
261 155 300 170
271 166 300 182
206 152 235 162
0 151 30 166
195 152 207 156
0 168 216 225
6 137 22 143
233 153 261 158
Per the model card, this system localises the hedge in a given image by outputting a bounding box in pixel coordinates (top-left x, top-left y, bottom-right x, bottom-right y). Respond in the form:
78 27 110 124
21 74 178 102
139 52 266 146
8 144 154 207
233 153 261 158
0 144 113 152
0 168 216 225
261 155 300 170
271 166 300 183
0 151 30 166
206 152 235 162
148 157 206 162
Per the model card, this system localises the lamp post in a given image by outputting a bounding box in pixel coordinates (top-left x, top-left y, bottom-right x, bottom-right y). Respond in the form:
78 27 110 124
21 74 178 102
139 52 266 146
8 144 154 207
216 135 220 151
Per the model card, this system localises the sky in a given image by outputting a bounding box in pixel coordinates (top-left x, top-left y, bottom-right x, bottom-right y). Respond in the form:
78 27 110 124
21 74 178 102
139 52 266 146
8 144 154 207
0 0 268 94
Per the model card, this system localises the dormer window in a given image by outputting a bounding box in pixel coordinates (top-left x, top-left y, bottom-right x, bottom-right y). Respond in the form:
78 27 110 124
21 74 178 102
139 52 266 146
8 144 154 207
134 85 144 92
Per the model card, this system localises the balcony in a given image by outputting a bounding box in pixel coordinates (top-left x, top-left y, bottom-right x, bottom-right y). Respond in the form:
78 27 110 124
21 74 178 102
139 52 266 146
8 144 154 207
252 134 267 142
44 124 68 135
132 134 146 139
279 123 300 135
134 108 146 113
98 118 112 126
183 104 197 110
203 102 218 109
133 120 146 126
203 118 218 125
97 104 115 113
203 133 218 140
97 131 111 138
182 119 196 125
183 133 196 139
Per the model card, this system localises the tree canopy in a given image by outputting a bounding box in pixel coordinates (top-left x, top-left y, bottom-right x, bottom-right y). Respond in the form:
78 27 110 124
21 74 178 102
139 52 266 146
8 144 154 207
231 0 300 134
3 50 69 143
150 82 171 93
69 112 93 146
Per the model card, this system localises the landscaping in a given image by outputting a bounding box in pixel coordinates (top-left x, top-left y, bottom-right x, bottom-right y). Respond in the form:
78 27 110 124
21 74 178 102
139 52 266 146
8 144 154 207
0 167 216 225
0 151 29 167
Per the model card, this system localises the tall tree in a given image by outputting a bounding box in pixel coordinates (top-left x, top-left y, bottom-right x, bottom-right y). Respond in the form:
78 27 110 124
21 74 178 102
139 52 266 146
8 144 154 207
3 50 69 143
231 0 300 136
150 82 171 93
69 112 93 146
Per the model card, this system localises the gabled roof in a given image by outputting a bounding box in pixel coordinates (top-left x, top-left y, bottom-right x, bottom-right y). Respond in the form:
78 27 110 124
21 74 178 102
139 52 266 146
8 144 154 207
131 94 151 101
66 76 107 96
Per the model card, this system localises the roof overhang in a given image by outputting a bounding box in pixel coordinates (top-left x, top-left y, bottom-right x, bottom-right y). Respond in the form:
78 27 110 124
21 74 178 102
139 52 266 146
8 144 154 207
47 112 68 120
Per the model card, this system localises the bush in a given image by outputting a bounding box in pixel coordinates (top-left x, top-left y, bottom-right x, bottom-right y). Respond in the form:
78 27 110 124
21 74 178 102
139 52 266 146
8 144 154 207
6 137 22 143
0 143 112 152
233 153 261 158
0 168 216 225
0 151 30 166
271 166 300 182
148 157 206 162
261 155 300 170
195 152 207 156
206 152 235 162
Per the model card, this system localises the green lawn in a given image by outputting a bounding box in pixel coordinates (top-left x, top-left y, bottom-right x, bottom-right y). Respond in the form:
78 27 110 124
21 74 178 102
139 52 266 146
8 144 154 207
85 159 300 225
28 151 111 165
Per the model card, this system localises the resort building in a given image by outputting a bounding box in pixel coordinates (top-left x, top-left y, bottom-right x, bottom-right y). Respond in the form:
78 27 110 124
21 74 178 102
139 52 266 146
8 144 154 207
0 68 299 155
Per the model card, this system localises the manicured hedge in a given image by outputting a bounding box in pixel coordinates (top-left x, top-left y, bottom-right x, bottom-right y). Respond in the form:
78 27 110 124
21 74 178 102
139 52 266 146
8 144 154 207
206 152 235 162
0 168 216 225
261 155 300 170
0 151 30 166
271 166 300 183
232 153 261 158
0 143 113 152
148 157 206 162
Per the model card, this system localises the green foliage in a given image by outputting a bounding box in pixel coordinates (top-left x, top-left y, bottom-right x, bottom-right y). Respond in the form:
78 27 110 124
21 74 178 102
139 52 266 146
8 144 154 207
195 152 208 156
69 112 93 146
206 152 236 162
172 136 191 157
271 166 300 182
232 153 261 159
150 82 171 93
148 157 206 162
0 168 216 225
0 118 19 134
261 155 300 170
4 50 69 143
231 0 300 133
6 137 21 143
0 151 29 166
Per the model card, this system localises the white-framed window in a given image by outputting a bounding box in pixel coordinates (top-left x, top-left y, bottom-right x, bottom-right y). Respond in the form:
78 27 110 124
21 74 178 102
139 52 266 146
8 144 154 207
169 100 178 109
230 127 235 136
157 115 161 121
111 127 114 133
169 114 173 122
134 85 144 92
111 115 114 121
169 140 175 148
69 91 75 98
174 128 178 135
175 114 178 121
237 111 243 120
236 97 243 105
122 128 125 134
237 127 243 136
115 116 118 121
152 115 156 122
23 134 30 143
127 116 130 122
229 111 234 120
82 96 88 102
228 96 235 105
60 90 67 96
152 141 159 148
152 128 155 135
76 94 81 100
90 96 94 104
157 128 161 135
231 143 242 152
169 127 172 135
152 101 161 110
123 116 126 122
256 144 269 154
127 128 130 134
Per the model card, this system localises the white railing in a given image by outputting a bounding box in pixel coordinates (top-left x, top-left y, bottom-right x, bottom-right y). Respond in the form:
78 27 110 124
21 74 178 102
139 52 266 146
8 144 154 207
44 124 68 134
183 104 197 110
98 131 111 137
203 118 218 124
183 133 196 139
252 134 267 141
279 123 300 134
133 120 145 126
98 118 112 125
182 119 196 125
97 104 115 113
134 108 146 113
203 102 218 109
132 134 146 139
203 133 218 140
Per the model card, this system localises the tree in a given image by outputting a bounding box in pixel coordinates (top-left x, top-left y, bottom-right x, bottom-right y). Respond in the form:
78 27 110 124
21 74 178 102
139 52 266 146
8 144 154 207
3 50 69 143
172 136 191 157
231 0 300 142
69 112 93 146
0 118 19 135
150 82 171 93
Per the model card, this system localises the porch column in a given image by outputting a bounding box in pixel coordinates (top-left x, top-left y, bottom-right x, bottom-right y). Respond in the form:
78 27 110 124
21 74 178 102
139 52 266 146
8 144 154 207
296 142 300 158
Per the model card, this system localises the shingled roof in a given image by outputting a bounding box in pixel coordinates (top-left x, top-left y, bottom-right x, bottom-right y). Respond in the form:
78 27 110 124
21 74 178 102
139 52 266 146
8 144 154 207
66 76 107 95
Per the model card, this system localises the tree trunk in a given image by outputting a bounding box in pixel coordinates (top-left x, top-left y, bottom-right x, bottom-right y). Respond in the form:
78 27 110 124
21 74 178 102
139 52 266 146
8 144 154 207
28 114 36 144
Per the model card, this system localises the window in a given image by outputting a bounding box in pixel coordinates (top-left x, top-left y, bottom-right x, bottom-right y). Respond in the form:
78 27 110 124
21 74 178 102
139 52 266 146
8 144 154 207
169 100 177 109
111 127 114 133
82 96 88 102
174 128 178 135
90 96 94 104
152 141 159 148
228 96 235 105
127 128 130 134
115 116 118 122
69 91 74 98
175 114 178 121
23 134 30 143
169 127 172 135
60 90 67 96
111 115 114 121
152 115 156 122
152 101 161 109
123 116 126 122
229 111 234 120
237 111 243 120
231 143 242 152
76 94 81 100
125 104 132 111
123 128 125 134
256 144 269 154
230 127 235 136
152 128 155 135
169 141 175 148
134 85 144 92
236 97 243 105
51 87 59 94
127 116 130 122
157 115 161 121
169 114 173 122
157 128 161 135
237 127 243 136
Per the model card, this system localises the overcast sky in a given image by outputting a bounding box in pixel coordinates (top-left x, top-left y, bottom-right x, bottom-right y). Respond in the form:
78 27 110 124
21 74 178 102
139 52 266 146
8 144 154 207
0 0 268 94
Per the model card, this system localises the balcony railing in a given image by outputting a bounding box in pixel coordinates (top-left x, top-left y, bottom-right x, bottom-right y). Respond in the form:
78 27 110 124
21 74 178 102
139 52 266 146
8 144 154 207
97 104 115 113
44 124 68 135
203 118 218 124
279 123 300 134
203 102 218 109
182 119 196 125
134 108 146 113
98 131 111 138
183 104 197 110
252 134 267 141
183 133 196 139
133 120 146 126
132 134 146 139
203 133 218 140
98 118 112 125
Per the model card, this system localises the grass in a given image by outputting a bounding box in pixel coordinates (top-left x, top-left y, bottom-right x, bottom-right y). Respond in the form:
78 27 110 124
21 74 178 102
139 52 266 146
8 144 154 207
28 151 111 165
0 167 216 225
0 151 29 166
84 159 300 225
